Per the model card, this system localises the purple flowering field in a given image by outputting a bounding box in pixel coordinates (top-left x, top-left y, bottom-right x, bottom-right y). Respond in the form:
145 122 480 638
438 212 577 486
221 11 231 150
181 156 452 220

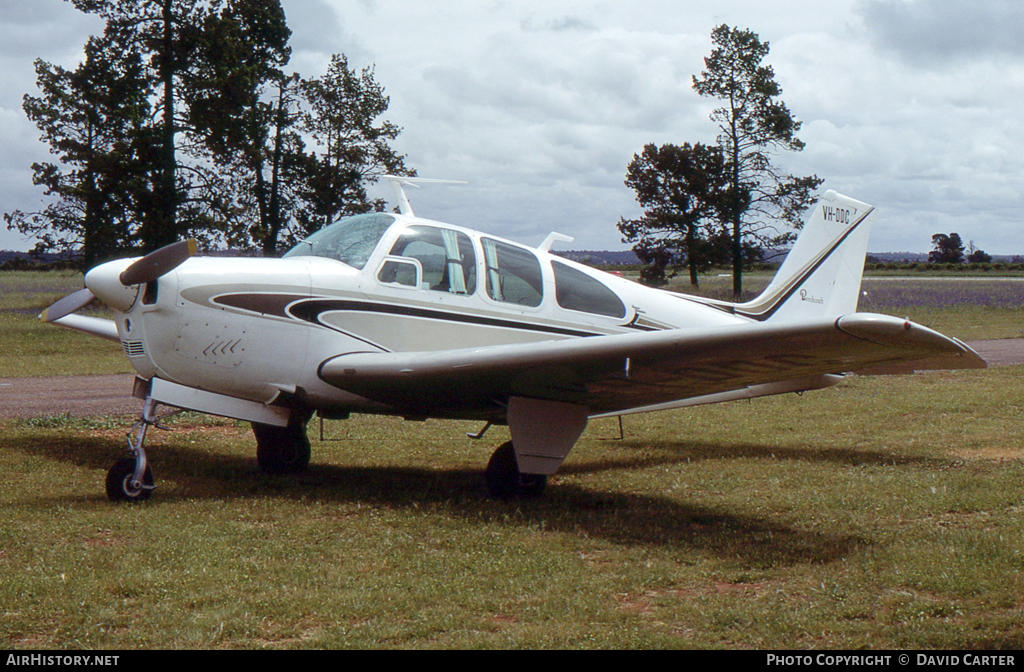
860 278 1024 311
673 274 1024 309
670 274 1024 339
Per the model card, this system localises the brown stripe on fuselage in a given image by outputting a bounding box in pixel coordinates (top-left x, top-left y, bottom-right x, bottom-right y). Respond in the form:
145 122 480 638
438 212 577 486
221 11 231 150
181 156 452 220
212 293 307 318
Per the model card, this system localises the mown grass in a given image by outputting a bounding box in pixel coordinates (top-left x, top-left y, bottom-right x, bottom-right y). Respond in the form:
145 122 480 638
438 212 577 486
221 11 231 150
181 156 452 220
1 366 1022 649
0 271 130 378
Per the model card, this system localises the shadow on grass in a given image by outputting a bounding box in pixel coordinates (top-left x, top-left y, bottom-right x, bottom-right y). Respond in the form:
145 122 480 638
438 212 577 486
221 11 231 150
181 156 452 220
5 432 868 569
564 438 952 474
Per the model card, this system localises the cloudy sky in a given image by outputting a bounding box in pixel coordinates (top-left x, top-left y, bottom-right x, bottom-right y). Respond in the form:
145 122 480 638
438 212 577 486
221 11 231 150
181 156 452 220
2 0 1022 255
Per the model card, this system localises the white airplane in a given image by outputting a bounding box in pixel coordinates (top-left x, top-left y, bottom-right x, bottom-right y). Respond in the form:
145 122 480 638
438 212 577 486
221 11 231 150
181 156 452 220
42 179 985 502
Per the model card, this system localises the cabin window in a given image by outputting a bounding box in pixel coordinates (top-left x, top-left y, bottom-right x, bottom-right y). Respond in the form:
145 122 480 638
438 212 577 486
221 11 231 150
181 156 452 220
388 226 477 295
482 238 544 307
377 258 420 288
552 260 626 318
282 213 395 269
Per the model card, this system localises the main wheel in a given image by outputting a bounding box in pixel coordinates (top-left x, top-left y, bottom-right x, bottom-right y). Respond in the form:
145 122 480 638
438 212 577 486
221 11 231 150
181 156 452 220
105 457 154 503
485 441 546 500
253 417 311 474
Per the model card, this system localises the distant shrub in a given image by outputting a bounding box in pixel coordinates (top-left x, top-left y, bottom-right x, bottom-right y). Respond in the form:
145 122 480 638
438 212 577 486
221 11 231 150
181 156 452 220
0 258 42 271
0 258 78 272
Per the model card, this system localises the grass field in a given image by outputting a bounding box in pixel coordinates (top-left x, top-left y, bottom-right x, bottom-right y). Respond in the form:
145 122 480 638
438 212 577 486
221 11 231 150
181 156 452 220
0 271 130 378
1 269 1023 649
1 368 1022 648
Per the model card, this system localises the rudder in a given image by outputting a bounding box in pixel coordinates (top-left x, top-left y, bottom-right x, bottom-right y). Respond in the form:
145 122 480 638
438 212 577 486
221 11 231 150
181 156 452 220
733 191 875 322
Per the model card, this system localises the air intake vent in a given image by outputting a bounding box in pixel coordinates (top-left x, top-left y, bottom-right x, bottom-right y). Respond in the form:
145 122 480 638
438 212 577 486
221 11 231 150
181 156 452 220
123 340 146 358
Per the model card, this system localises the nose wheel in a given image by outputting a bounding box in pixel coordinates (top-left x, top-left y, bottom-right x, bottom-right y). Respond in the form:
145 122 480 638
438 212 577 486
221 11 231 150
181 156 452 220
106 397 160 503
106 457 154 502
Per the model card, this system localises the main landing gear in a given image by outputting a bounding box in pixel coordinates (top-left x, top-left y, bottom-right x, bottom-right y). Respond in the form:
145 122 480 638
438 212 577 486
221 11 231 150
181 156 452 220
485 441 546 500
480 397 589 500
252 411 313 474
106 397 159 502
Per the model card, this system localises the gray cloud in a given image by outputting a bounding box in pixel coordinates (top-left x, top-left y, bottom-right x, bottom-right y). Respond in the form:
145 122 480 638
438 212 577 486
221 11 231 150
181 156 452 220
280 0 347 54
859 0 1024 65
0 0 100 59
520 15 598 32
3 1 1023 254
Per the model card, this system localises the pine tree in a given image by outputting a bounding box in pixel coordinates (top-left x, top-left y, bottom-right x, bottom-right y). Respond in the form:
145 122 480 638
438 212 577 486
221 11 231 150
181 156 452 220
692 24 822 296
5 34 152 267
296 55 412 236
69 0 218 252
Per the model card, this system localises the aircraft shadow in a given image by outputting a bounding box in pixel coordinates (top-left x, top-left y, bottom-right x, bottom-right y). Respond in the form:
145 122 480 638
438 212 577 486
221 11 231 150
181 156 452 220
563 438 950 474
7 433 869 568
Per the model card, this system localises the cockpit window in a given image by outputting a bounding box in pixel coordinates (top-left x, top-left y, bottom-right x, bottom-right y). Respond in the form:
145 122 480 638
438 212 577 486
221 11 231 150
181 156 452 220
482 238 543 307
282 213 395 269
389 226 477 295
552 260 626 318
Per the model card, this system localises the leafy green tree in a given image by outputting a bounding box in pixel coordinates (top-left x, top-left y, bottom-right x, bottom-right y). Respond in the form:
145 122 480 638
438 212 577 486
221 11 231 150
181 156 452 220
967 249 992 264
929 233 965 264
692 24 822 296
7 0 413 260
69 0 219 252
295 54 413 236
617 143 734 287
965 240 991 264
5 35 152 268
184 0 308 256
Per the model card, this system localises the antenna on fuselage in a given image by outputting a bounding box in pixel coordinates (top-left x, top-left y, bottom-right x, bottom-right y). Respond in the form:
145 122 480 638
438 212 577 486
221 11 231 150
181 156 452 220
383 175 467 217
538 232 574 252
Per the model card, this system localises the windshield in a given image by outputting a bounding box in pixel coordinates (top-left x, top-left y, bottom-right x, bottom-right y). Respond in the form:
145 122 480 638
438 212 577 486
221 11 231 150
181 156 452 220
283 213 396 269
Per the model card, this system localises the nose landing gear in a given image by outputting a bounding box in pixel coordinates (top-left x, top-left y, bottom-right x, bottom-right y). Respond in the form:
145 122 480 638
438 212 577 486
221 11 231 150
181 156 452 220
106 397 160 502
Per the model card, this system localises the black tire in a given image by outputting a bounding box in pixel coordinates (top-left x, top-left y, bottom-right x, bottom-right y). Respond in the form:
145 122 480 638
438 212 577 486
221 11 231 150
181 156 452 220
105 457 154 503
485 440 546 500
253 417 311 474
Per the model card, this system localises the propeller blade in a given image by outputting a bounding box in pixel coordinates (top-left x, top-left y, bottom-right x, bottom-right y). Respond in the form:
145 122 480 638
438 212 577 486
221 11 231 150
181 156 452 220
41 288 96 323
119 239 198 286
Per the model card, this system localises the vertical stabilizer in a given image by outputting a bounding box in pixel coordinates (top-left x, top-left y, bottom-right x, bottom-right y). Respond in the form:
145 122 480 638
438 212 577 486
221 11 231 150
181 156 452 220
732 191 875 322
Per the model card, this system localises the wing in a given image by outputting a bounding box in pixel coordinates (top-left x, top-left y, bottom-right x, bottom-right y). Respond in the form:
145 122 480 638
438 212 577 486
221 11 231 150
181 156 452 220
318 313 985 420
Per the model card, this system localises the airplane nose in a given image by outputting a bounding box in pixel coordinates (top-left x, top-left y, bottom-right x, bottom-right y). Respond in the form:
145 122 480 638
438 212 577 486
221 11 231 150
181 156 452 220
84 259 141 312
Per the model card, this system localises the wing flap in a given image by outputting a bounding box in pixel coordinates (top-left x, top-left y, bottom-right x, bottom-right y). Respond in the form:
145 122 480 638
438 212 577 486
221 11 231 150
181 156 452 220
318 313 985 419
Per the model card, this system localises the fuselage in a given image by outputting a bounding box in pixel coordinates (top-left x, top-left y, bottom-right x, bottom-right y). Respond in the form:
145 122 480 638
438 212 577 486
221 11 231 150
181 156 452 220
87 212 748 419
